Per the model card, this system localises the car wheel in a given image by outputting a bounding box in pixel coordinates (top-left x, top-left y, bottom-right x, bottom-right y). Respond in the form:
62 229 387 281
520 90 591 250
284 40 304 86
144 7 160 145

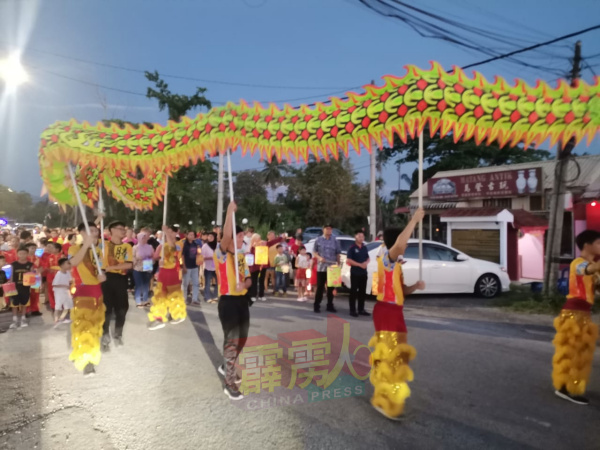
475 274 500 298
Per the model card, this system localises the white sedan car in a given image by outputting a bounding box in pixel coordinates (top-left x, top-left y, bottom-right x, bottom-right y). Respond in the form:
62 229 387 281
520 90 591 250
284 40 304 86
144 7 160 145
341 239 510 298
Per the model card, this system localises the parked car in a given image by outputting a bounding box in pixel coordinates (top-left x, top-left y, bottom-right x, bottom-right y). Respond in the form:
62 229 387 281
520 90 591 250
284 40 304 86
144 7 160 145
302 227 345 243
341 239 510 298
14 223 43 231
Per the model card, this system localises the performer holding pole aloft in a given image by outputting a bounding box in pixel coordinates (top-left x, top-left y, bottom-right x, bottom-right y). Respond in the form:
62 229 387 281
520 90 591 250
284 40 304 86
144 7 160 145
215 201 252 400
215 149 251 400
69 222 106 376
147 224 186 330
369 207 425 419
368 131 426 420
552 230 600 405
66 163 106 376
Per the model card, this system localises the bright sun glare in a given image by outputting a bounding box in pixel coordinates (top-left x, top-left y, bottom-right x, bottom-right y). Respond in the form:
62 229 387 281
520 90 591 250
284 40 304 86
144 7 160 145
0 52 29 90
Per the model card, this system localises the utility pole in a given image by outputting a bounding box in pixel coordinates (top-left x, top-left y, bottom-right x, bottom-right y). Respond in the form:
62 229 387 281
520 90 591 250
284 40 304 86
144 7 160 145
543 41 581 296
216 152 224 226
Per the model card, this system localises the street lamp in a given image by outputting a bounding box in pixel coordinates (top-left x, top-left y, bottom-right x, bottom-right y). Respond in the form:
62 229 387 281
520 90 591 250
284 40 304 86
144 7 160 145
0 52 28 90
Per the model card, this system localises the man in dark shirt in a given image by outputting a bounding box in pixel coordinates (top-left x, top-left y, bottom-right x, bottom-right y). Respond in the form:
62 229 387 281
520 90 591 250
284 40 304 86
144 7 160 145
346 230 371 317
182 230 201 305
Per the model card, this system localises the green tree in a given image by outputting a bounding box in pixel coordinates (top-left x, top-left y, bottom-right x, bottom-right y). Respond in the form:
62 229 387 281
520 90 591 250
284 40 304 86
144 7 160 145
233 170 272 227
0 185 34 221
261 160 290 189
143 71 215 228
145 71 212 121
284 158 369 233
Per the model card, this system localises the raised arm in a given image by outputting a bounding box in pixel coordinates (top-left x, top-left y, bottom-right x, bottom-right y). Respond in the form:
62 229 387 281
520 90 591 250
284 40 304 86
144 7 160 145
221 202 236 254
69 234 93 267
389 208 425 262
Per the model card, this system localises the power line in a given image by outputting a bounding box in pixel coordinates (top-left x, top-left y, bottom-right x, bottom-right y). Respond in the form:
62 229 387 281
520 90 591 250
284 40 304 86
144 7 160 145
0 41 353 91
24 24 600 109
461 24 600 70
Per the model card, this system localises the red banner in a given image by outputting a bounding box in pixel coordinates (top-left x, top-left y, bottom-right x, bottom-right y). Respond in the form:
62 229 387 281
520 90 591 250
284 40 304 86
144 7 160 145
428 167 542 200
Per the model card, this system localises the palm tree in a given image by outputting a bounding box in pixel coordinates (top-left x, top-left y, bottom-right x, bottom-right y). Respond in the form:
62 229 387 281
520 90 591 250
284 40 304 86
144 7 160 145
261 160 289 188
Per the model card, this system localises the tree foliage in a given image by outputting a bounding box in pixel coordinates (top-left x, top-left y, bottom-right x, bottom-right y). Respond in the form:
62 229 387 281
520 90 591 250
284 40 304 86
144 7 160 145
145 71 212 121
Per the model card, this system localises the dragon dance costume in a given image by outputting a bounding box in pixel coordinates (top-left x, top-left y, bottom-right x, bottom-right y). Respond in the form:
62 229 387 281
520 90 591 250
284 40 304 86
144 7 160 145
552 257 599 397
148 241 187 324
68 245 105 371
369 250 416 419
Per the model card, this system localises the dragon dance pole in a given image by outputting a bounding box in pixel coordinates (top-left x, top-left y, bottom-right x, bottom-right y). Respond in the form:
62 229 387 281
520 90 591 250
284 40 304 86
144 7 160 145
163 175 169 226
418 132 424 281
161 175 169 260
67 164 103 272
226 149 240 284
98 186 105 259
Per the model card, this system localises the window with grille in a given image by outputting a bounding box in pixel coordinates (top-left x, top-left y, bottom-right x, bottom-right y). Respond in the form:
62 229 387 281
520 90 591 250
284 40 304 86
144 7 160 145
482 198 512 208
530 195 543 211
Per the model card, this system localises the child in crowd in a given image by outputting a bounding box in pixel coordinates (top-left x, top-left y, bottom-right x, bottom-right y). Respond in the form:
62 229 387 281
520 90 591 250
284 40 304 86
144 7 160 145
10 246 34 329
43 242 62 310
52 258 73 327
62 233 77 257
295 246 310 302
4 236 19 264
274 244 290 297
0 255 7 310
25 243 42 317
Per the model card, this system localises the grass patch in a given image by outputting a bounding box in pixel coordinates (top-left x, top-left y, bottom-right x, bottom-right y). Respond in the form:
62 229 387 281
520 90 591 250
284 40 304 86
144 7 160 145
493 285 565 315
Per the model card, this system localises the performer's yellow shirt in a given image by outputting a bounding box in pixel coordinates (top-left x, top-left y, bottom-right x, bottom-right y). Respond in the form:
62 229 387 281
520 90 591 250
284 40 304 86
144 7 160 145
567 257 597 304
69 244 102 286
214 247 250 296
103 241 132 275
161 241 182 270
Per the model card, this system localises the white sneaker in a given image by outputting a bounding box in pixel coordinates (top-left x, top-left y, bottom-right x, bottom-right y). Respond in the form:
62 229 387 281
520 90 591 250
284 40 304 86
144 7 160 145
20 320 28 328
9 321 18 329
62 319 72 324
259 297 267 302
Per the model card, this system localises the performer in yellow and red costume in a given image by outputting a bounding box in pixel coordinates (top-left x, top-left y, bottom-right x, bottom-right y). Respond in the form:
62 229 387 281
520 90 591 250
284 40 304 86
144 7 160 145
369 208 425 420
552 229 600 405
147 224 187 330
68 221 105 377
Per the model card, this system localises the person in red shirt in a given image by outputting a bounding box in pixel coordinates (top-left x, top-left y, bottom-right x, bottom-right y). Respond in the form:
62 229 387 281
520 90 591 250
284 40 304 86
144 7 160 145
43 242 62 310
3 236 19 264
25 243 42 317
62 233 77 257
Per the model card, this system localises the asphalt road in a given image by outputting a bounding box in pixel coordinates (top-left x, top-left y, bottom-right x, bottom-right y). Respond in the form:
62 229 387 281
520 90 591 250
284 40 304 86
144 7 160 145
1 292 599 450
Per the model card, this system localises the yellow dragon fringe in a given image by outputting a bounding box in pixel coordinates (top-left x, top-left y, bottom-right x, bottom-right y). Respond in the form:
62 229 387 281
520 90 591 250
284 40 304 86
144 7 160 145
69 303 106 371
369 331 416 418
552 309 599 396
147 282 187 323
